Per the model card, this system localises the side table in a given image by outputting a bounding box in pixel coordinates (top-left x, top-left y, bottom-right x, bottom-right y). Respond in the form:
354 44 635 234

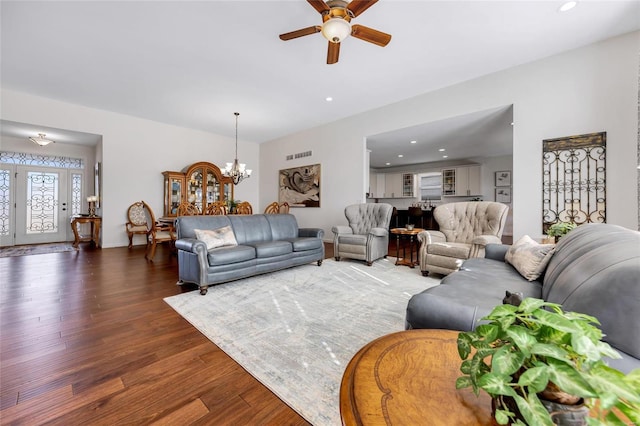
340 329 494 425
389 227 423 267
70 216 102 248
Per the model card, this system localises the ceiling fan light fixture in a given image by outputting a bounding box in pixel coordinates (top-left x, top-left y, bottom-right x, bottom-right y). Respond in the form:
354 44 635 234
322 17 351 43
29 133 55 147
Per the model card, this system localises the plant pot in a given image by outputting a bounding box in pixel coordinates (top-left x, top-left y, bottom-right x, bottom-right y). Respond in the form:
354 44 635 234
541 398 588 426
492 396 588 426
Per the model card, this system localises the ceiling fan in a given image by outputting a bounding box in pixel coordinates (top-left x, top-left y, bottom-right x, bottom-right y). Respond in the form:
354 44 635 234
279 0 391 65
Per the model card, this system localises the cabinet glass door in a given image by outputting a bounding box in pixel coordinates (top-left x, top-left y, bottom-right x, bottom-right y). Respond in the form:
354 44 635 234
188 170 204 212
206 170 220 205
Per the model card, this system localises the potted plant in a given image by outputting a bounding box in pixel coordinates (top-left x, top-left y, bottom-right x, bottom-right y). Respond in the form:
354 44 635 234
226 199 238 214
546 221 577 243
456 298 640 425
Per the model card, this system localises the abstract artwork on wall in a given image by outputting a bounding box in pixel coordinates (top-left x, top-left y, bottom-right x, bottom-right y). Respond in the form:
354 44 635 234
542 132 606 233
279 164 320 207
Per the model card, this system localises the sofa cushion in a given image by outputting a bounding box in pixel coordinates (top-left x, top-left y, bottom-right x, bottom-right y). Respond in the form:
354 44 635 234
405 257 542 331
177 215 231 239
228 214 273 245
252 240 292 258
264 214 299 240
207 244 255 266
428 242 470 259
287 237 323 252
505 235 555 281
195 226 238 250
542 223 640 362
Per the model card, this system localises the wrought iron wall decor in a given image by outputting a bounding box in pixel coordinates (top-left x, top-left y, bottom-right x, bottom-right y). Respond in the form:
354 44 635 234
542 132 606 233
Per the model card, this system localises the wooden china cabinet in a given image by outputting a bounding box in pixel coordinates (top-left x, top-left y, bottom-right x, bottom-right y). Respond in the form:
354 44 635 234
162 162 234 217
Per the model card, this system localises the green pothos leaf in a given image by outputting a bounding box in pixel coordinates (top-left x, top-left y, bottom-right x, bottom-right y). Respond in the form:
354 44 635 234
478 372 517 397
492 344 525 376
513 393 555 426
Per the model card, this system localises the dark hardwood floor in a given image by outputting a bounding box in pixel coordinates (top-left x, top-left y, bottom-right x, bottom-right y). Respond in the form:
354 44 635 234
1 243 331 425
0 238 414 425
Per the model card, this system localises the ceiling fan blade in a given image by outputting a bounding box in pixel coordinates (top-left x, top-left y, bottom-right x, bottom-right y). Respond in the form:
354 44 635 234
307 0 331 14
346 0 378 17
327 41 340 64
351 24 391 47
279 26 322 41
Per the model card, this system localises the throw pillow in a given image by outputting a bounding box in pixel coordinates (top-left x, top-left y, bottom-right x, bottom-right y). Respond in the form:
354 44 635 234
194 226 238 250
505 235 555 281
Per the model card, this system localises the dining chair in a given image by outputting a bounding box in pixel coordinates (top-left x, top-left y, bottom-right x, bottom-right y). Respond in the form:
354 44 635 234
205 201 228 215
176 202 200 216
235 201 253 215
125 201 149 248
264 201 290 214
142 200 176 261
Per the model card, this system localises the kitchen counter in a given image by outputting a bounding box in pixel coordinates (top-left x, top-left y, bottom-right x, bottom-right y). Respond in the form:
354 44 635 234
391 208 438 231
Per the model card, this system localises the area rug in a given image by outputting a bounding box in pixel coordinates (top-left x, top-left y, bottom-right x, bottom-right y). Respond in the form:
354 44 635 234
164 258 440 426
0 242 78 258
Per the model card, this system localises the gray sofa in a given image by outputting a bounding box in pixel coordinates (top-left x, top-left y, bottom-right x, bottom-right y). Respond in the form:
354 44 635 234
405 223 640 373
175 214 324 295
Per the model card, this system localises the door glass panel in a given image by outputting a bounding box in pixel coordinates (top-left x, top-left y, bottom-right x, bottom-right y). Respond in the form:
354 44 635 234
0 168 10 236
26 171 59 234
71 173 82 216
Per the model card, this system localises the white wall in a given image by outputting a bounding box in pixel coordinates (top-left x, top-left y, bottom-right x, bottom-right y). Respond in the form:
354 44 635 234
260 32 639 241
0 90 260 248
2 32 637 247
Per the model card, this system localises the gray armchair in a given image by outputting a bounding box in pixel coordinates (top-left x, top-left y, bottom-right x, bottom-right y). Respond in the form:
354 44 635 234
332 203 393 266
418 201 509 276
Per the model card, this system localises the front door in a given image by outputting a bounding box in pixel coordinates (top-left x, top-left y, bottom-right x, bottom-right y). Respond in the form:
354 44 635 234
15 166 70 245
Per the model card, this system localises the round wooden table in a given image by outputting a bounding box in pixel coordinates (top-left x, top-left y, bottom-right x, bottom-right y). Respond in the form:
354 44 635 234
340 329 495 425
389 227 424 268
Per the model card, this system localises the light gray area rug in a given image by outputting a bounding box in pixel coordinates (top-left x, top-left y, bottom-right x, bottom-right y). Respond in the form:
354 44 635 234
164 258 440 425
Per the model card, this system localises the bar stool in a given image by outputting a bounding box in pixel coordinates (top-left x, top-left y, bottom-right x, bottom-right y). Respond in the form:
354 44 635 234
408 206 423 229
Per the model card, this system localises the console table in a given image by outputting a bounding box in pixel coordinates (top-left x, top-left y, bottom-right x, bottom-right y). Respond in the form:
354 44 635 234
70 216 101 248
340 329 493 425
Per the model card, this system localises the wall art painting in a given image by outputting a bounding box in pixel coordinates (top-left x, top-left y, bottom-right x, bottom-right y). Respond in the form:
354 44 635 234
495 170 511 187
279 164 320 208
495 187 511 203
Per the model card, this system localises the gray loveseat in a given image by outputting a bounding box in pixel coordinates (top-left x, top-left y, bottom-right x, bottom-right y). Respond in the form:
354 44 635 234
405 223 640 373
175 214 324 295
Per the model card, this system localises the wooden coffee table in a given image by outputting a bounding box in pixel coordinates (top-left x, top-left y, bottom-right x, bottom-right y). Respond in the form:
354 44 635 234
389 227 423 267
340 329 494 425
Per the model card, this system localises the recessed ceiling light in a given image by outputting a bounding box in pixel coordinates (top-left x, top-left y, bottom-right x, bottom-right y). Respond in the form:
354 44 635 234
443 155 448 158
438 148 446 152
559 1 577 12
325 96 333 102
510 122 514 126
398 154 403 158
385 162 391 166
410 140 417 144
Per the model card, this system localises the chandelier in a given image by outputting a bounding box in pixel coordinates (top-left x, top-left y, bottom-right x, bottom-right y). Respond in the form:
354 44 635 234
223 112 251 185
29 133 55 146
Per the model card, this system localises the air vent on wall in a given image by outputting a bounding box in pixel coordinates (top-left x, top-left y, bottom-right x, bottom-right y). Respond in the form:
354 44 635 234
285 150 312 161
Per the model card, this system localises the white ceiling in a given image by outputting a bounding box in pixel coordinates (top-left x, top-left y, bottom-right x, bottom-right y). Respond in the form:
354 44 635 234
1 1 638 161
367 104 513 167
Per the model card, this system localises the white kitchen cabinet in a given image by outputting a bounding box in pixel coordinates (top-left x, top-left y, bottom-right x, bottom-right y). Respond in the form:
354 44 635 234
384 173 402 198
442 166 482 197
402 173 415 197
